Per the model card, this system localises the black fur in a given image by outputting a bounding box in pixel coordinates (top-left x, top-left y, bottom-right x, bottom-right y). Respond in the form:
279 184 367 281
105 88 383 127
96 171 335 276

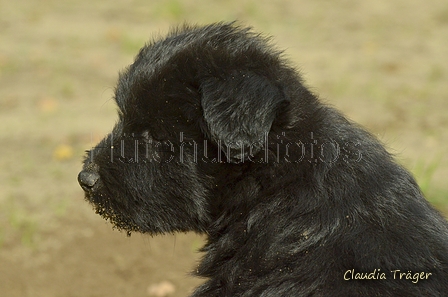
78 23 448 296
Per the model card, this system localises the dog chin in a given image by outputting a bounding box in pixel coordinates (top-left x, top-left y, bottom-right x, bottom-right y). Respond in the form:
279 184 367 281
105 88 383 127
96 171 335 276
87 193 185 236
95 205 151 236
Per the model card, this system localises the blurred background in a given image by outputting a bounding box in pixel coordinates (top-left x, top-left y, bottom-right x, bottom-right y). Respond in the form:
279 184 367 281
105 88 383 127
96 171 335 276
1 0 447 296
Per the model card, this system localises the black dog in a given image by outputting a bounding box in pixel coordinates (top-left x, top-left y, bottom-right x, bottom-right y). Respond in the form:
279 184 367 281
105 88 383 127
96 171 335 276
78 23 448 296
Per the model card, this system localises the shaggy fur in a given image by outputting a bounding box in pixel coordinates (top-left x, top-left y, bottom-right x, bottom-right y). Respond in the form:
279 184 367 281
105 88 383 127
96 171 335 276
78 23 448 296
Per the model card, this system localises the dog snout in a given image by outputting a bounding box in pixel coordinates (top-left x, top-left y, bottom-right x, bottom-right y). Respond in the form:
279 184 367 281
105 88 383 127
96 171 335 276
78 170 100 191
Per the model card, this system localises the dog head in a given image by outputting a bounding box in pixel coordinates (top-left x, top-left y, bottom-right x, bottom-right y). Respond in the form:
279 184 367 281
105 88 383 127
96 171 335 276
78 23 298 235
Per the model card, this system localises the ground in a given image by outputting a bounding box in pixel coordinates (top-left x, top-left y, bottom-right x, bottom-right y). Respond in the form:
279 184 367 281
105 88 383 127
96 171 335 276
1 0 447 296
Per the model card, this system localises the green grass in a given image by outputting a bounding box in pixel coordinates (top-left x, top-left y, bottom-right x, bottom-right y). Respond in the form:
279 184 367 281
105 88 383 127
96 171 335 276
3 198 39 249
412 156 448 212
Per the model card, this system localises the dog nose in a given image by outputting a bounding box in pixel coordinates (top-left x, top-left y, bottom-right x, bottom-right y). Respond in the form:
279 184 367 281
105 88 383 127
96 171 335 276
78 170 100 190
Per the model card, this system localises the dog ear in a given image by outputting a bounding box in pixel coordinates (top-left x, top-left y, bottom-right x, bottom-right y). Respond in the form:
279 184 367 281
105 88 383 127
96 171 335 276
200 71 288 163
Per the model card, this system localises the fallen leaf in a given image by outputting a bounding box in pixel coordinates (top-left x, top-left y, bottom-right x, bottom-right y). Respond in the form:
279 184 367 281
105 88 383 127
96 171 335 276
53 144 74 161
38 97 58 113
147 281 176 297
